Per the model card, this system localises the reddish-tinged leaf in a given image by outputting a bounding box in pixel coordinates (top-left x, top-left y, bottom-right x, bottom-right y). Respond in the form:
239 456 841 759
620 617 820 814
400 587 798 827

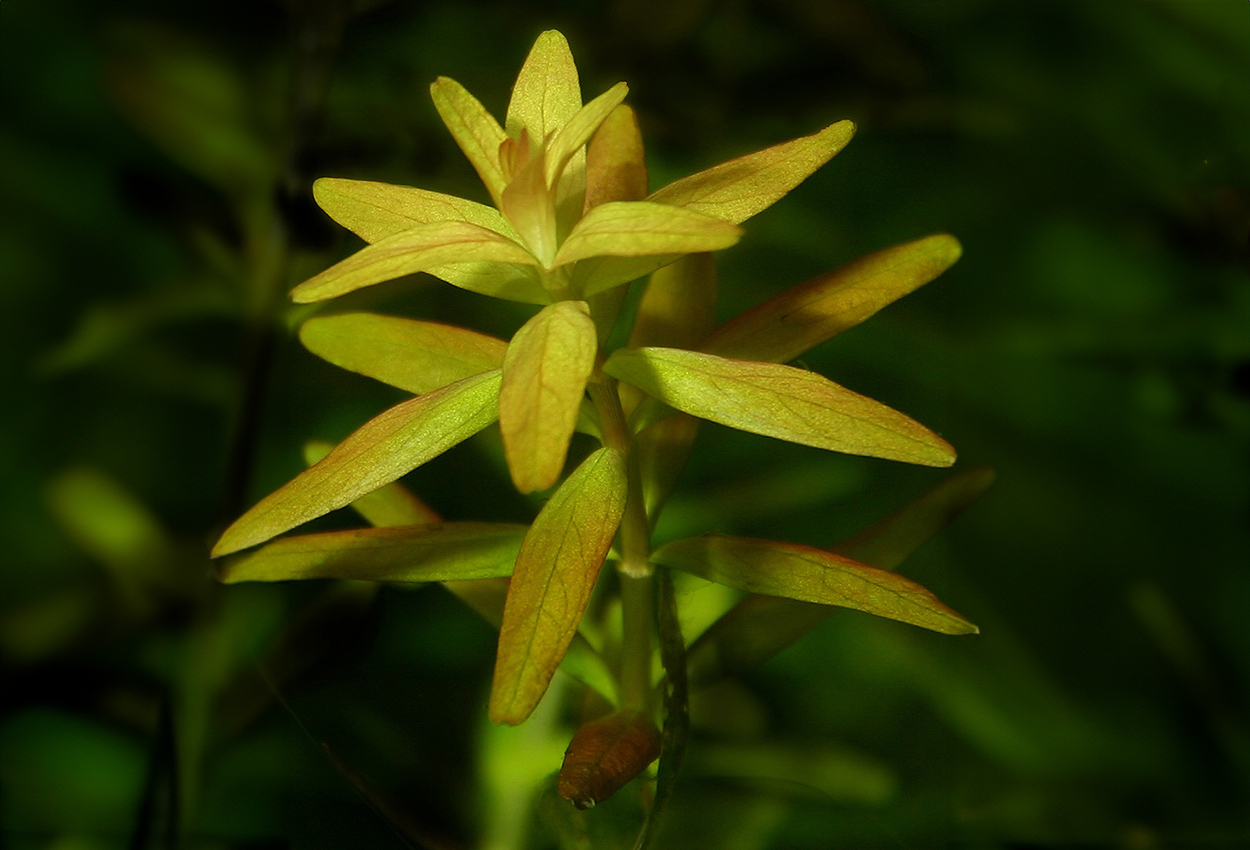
584 104 648 209
212 370 502 557
302 439 440 527
558 710 662 809
499 301 598 493
702 235 963 363
544 82 629 189
654 535 978 635
299 312 506 395
218 523 528 584
647 120 855 224
686 468 996 687
490 448 628 724
604 347 955 467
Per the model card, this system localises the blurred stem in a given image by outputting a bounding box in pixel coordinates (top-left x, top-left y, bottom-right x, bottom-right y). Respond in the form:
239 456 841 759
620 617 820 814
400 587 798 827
588 375 654 712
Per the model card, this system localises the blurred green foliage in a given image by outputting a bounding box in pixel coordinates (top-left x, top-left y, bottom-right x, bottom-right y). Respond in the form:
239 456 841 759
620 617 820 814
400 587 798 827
1 0 1247 847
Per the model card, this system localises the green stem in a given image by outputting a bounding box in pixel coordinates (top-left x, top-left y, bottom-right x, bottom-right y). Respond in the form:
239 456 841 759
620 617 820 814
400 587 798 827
588 375 654 711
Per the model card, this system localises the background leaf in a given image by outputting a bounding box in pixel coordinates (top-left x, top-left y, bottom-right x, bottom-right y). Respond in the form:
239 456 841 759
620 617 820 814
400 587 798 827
219 522 527 584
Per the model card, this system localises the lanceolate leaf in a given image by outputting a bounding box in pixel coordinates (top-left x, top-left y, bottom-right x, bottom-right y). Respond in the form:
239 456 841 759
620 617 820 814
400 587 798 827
506 30 582 145
218 523 527 584
311 178 518 244
686 468 996 687
299 312 506 395
584 104 648 210
212 370 502 557
290 221 538 303
490 447 628 725
652 536 978 636
302 439 440 527
558 710 662 810
647 120 856 224
499 301 598 493
430 76 508 205
604 347 955 467
544 82 630 189
554 202 742 273
702 235 963 363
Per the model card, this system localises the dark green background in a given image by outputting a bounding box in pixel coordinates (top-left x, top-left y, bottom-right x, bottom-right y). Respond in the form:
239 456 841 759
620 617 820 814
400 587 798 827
2 1 1247 847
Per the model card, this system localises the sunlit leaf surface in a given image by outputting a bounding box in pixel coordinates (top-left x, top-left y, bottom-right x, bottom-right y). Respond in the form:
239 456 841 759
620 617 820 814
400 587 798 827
218 523 527 584
490 448 628 724
430 76 508 205
290 222 538 303
498 301 598 493
312 177 517 243
653 535 978 635
554 202 742 274
605 347 955 466
212 370 502 556
299 312 506 395
648 120 855 223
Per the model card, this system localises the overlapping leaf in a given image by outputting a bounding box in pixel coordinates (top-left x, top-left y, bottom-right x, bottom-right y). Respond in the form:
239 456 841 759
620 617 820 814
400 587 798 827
554 202 742 275
584 104 648 210
686 468 996 687
498 301 598 493
212 370 502 556
490 447 628 725
218 523 527 584
604 347 955 467
312 178 519 243
290 222 540 304
430 76 508 205
652 535 978 635
702 234 963 363
299 312 506 395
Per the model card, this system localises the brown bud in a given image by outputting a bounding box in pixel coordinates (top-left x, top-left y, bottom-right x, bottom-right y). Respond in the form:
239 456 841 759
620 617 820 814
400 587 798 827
557 709 663 809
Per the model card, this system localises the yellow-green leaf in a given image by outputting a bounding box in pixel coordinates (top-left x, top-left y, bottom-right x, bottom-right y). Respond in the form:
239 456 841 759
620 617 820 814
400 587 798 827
686 467 996 687
544 82 629 189
652 535 978 635
553 202 742 275
430 76 508 205
702 235 963 363
299 312 506 394
212 370 502 557
584 104 648 209
312 177 517 244
625 254 718 513
490 447 627 725
628 253 718 351
499 301 598 493
302 439 441 527
427 262 553 305
648 120 856 224
218 523 527 584
604 347 955 467
570 254 680 299
506 30 581 144
290 221 538 303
